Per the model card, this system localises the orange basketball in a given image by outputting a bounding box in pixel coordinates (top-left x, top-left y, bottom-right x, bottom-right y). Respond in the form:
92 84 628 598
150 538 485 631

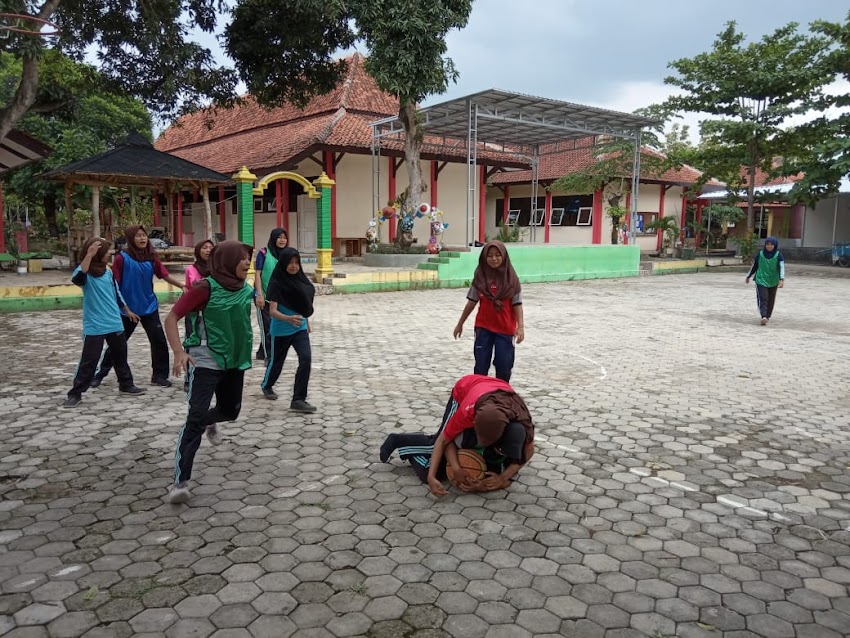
447 449 486 483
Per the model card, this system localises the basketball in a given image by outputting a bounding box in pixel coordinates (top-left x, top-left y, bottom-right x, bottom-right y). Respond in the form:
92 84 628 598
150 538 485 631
447 449 486 483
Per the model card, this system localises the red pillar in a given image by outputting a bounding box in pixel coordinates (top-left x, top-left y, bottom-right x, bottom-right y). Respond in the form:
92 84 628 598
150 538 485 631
502 185 510 225
592 189 603 244
153 192 160 227
281 180 290 236
324 151 337 241
478 165 486 243
388 158 397 242
177 193 184 245
695 199 704 248
218 186 226 236
680 188 688 245
275 179 283 228
430 161 438 208
0 182 5 253
544 189 552 243
657 185 666 252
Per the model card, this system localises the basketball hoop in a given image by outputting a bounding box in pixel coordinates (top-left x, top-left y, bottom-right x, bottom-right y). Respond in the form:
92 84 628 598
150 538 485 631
0 12 60 38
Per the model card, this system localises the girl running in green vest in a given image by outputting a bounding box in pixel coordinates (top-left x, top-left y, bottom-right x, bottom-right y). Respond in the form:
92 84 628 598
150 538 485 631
745 236 785 325
254 228 288 360
164 240 254 504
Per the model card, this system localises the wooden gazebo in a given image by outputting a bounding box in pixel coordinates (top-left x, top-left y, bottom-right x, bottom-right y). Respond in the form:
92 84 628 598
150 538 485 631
41 132 232 254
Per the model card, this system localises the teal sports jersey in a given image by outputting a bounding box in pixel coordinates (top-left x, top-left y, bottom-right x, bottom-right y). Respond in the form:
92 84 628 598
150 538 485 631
72 266 126 336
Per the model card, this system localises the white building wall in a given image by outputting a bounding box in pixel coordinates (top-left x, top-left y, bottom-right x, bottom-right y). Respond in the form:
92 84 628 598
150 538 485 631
803 194 850 247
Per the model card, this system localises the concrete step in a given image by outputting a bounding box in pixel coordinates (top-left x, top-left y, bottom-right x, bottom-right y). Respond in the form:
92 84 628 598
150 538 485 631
417 263 440 271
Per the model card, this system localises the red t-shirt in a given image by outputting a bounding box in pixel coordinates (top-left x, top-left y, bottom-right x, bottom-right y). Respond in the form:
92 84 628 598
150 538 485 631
171 285 211 319
468 284 521 336
442 374 515 441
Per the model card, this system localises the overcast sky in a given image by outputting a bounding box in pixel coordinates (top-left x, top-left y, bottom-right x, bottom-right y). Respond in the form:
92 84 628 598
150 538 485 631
419 0 847 115
191 1 847 139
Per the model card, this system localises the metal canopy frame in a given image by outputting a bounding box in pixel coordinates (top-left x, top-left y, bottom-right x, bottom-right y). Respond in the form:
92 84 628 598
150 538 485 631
371 89 657 245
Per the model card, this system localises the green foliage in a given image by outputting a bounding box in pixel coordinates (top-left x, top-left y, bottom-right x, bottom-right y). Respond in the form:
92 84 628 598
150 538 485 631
606 205 628 220
660 21 833 228
645 216 680 248
703 204 744 226
495 224 525 243
372 242 426 254
0 0 237 137
0 52 152 237
784 13 850 203
225 0 472 108
736 233 760 260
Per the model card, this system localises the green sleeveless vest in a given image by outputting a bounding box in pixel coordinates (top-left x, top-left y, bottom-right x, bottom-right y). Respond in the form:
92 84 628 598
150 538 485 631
184 278 253 370
260 250 279 294
755 250 780 288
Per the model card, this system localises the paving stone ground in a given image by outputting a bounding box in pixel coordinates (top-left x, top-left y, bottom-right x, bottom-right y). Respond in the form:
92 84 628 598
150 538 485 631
1 268 850 638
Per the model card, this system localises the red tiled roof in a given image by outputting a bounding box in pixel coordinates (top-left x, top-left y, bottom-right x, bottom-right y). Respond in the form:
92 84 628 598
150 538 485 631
156 53 526 174
741 160 804 187
490 138 705 186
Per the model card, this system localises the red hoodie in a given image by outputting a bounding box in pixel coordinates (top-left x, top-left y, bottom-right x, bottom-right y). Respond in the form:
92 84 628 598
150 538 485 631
443 374 515 440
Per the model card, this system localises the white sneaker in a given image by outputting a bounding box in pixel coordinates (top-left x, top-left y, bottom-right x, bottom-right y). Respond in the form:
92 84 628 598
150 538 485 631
760 317 768 326
168 485 190 504
206 425 222 446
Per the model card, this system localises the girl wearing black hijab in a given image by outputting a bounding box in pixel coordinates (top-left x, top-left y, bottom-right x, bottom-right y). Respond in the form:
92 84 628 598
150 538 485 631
260 247 316 413
253 228 289 360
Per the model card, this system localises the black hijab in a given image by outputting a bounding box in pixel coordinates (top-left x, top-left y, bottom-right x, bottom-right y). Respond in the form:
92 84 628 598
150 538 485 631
266 247 315 317
267 228 289 261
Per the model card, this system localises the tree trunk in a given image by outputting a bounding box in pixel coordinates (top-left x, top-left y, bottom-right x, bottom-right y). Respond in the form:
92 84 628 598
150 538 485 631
43 193 59 237
398 100 423 214
746 163 757 234
0 55 40 144
92 187 100 237
202 183 213 240
611 217 620 245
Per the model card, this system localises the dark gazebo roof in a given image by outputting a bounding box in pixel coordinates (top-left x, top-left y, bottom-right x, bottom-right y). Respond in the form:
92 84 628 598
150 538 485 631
41 132 232 187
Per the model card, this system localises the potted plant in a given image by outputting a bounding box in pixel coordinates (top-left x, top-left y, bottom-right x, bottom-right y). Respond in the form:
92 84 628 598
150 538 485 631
645 217 680 256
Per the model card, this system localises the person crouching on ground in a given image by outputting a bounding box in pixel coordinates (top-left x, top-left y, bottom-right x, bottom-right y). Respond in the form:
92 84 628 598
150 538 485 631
163 241 254 504
380 374 534 496
64 238 147 408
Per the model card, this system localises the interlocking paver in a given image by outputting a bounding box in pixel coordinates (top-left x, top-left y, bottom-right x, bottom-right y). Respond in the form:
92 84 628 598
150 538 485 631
1 271 849 636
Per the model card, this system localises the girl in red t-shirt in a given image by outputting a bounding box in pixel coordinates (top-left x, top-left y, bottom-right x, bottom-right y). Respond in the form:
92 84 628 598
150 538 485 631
453 241 524 382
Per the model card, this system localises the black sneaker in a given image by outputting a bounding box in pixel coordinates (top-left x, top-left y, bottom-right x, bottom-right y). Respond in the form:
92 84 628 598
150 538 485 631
63 395 81 408
290 400 316 413
262 387 278 400
151 378 173 388
120 386 147 395
256 352 266 361
89 378 102 389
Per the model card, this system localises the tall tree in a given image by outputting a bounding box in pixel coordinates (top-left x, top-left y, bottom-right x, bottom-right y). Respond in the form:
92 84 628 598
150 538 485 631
0 52 151 236
225 0 472 215
784 12 850 204
661 21 832 231
0 0 236 142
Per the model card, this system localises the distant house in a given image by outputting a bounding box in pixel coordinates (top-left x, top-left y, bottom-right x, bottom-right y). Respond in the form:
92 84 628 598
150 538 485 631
156 54 703 254
700 164 850 251
488 140 706 251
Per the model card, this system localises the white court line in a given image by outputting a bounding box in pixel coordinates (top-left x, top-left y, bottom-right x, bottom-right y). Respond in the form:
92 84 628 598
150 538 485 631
629 467 794 523
566 352 608 387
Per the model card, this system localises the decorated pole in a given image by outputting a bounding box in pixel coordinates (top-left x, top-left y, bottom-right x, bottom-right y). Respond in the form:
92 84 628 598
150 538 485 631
232 166 257 246
313 172 335 282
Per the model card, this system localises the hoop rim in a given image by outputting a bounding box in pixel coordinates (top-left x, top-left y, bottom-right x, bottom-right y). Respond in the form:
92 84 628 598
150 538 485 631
0 12 60 36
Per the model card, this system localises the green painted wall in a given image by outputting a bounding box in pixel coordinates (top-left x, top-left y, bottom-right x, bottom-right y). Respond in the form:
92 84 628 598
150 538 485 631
430 245 640 288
